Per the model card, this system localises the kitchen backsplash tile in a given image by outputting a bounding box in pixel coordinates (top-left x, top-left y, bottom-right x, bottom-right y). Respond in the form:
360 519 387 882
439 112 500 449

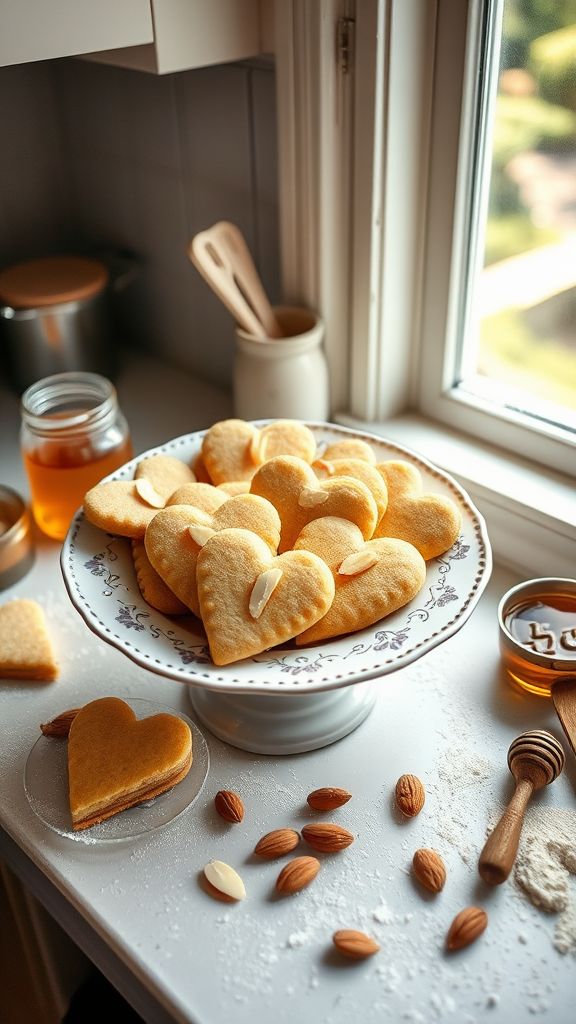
0 55 279 391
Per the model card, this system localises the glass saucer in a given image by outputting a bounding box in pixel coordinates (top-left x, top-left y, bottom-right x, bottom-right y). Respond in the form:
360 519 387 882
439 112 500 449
23 698 209 845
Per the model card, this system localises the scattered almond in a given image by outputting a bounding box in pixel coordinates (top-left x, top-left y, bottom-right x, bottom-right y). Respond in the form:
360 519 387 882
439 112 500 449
254 828 300 859
337 550 379 576
203 860 246 901
188 523 216 546
395 773 425 817
298 487 329 508
333 929 380 959
40 708 80 738
306 787 352 811
214 790 244 823
412 848 446 893
249 567 283 619
446 906 488 950
301 822 354 852
275 855 320 895
312 459 335 477
135 478 165 509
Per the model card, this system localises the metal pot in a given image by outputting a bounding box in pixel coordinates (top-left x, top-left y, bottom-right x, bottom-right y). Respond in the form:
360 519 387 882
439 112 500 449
0 255 118 392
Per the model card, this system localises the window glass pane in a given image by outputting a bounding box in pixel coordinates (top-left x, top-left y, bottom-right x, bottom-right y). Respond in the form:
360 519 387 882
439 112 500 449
463 0 576 432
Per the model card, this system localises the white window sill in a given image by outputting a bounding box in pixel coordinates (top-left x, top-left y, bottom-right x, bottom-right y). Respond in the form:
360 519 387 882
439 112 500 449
335 410 575 579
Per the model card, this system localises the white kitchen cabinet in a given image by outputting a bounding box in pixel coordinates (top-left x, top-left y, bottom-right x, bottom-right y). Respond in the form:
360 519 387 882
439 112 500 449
85 0 266 74
0 0 154 67
0 0 267 75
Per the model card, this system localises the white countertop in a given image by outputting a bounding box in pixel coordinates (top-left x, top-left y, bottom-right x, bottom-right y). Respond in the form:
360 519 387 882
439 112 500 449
1 355 575 1024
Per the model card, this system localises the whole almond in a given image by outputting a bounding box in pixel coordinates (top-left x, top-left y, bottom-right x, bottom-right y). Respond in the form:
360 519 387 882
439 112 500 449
254 828 300 859
307 787 352 812
395 774 425 817
276 856 320 895
333 929 380 959
301 823 354 852
446 906 488 950
214 790 244 823
40 708 80 738
412 848 446 893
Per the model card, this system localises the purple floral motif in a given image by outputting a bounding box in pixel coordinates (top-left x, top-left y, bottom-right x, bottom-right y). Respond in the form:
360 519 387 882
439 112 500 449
449 537 470 561
177 645 211 666
264 653 338 675
435 585 458 606
373 629 410 652
116 605 148 631
84 554 106 576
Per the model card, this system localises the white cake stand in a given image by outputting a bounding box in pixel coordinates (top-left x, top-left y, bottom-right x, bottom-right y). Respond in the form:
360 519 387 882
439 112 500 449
60 422 492 754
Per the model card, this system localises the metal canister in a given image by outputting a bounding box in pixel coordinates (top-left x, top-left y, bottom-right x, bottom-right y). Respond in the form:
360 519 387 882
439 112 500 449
0 255 114 391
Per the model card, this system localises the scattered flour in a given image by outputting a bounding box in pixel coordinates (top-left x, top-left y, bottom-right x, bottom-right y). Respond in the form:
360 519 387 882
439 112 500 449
512 807 576 956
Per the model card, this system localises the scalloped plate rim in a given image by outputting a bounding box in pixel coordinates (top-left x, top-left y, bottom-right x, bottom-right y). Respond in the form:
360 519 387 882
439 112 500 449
60 421 493 695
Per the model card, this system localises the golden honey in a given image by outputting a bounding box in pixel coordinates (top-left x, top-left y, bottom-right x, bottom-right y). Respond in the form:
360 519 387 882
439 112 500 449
20 372 132 541
498 579 576 697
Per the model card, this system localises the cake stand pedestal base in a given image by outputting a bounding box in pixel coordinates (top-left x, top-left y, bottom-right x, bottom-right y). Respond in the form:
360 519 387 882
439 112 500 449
187 682 376 754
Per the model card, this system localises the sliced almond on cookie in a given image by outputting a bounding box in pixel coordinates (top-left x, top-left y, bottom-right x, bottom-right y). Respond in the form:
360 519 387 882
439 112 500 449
135 479 165 509
249 567 283 619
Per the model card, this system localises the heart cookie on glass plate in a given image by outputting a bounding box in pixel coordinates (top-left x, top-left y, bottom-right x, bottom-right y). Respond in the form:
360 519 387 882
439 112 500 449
196 528 335 665
67 696 192 830
374 460 462 560
294 516 426 643
250 455 379 553
145 494 281 617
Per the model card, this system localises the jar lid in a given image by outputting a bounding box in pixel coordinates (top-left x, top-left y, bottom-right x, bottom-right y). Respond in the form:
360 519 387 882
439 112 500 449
0 256 109 309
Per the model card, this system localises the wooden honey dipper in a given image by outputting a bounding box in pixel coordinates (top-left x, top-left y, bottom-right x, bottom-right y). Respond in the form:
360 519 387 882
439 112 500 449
478 729 565 886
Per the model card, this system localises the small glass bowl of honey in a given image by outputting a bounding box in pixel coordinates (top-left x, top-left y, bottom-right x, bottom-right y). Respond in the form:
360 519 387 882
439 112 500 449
498 577 576 697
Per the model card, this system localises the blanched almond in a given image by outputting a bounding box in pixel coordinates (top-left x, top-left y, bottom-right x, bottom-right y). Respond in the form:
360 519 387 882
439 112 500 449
249 567 283 619
337 550 379 576
188 523 216 546
203 860 246 901
312 459 335 477
135 479 165 509
249 433 262 464
298 487 329 508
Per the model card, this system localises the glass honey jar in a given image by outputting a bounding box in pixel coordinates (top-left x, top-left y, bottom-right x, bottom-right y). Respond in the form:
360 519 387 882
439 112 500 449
20 371 133 541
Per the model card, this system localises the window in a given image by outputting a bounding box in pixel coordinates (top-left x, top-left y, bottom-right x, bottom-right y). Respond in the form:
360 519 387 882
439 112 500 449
416 0 576 475
274 0 575 478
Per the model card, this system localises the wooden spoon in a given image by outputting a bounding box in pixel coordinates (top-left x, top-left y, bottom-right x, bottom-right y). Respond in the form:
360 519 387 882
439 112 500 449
188 221 283 340
478 729 565 886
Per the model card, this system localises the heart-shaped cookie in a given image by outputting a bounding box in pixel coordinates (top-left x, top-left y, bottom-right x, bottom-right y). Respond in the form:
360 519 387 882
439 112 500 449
374 460 462 559
134 454 196 500
166 481 227 513
313 457 388 525
145 494 281 616
83 480 162 538
250 455 379 552
294 517 426 643
196 528 335 665
67 697 192 830
201 419 316 485
322 439 376 464
131 539 189 615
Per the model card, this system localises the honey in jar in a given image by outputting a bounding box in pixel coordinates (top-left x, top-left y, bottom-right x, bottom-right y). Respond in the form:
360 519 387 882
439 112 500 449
20 372 133 541
498 578 576 697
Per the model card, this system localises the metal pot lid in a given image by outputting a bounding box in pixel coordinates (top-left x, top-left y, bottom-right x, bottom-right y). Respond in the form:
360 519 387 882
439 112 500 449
0 256 109 309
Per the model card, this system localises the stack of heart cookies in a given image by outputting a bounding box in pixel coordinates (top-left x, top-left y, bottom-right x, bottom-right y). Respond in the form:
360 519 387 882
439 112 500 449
83 419 462 666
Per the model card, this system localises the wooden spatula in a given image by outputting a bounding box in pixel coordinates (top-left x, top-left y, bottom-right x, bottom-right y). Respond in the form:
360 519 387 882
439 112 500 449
188 222 283 340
